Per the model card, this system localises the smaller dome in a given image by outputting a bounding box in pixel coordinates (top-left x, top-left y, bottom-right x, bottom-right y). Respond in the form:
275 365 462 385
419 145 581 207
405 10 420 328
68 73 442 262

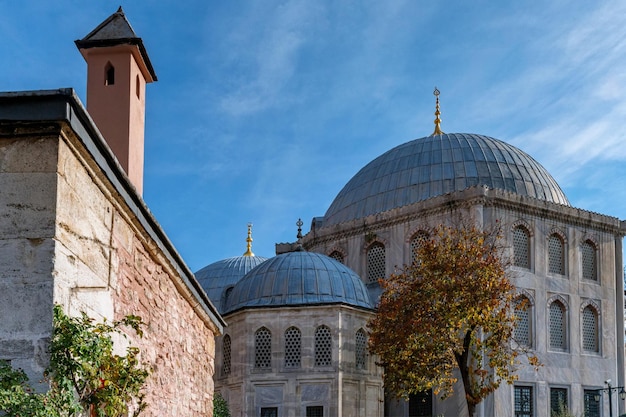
224 251 373 313
195 255 269 313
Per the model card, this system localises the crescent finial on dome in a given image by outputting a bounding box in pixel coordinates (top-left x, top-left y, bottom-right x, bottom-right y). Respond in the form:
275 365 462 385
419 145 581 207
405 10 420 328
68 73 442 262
296 218 304 240
432 87 444 136
243 223 255 256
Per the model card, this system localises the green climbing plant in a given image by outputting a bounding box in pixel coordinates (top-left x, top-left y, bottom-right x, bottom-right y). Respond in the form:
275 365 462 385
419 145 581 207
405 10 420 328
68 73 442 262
213 392 231 417
0 304 149 417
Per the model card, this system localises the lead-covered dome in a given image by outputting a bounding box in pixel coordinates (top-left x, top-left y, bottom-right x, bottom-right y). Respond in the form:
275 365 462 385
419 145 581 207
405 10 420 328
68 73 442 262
195 255 268 313
323 133 569 226
223 251 373 313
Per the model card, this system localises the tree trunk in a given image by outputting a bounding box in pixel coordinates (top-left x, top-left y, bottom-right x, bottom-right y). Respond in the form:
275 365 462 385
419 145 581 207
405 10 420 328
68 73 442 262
455 330 477 417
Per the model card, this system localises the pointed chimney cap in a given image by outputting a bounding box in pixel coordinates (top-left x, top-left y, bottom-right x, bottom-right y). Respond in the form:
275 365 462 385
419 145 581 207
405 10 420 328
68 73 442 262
75 7 157 82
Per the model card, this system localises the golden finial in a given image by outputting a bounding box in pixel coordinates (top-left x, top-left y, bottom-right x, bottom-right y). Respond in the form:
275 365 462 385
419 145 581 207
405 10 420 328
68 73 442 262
243 223 254 256
432 87 444 136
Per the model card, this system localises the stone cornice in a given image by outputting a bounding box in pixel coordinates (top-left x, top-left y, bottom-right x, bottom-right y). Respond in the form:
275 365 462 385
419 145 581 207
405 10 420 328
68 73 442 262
303 186 625 249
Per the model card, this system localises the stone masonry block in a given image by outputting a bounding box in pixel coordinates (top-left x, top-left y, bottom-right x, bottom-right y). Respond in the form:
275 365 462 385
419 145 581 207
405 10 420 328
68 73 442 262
0 238 55 284
0 173 57 238
0 136 58 173
0 339 35 359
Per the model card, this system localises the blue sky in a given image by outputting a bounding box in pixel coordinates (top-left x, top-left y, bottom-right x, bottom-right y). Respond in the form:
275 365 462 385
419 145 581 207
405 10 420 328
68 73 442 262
2 1 626 271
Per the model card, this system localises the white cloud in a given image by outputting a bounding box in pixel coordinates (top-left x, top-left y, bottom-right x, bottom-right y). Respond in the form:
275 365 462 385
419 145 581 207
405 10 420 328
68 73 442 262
218 1 325 116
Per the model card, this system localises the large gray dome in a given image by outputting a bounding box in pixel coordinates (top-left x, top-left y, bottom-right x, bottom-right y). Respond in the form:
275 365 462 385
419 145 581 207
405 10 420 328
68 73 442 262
195 255 268 313
223 251 373 313
323 133 569 226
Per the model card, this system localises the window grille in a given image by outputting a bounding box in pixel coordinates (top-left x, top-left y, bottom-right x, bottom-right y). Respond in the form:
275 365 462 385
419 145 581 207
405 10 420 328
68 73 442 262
550 388 568 416
367 243 386 283
410 231 429 265
315 325 332 367
582 241 597 281
409 390 433 417
284 327 301 368
582 306 598 352
254 327 272 369
549 301 566 350
514 386 534 417
584 390 600 417
329 250 344 264
513 226 530 268
261 407 278 417
355 329 367 370
548 234 565 275
306 406 324 417
514 298 531 347
223 335 232 375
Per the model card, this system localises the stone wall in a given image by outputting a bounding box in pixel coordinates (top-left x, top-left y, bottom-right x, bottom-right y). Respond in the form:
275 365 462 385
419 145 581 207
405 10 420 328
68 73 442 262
0 128 59 389
1 104 222 417
111 218 217 415
217 305 383 417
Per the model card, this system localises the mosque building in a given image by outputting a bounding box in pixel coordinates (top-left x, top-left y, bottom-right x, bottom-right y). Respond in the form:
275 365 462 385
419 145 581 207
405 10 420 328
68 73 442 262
197 90 626 417
7 6 623 417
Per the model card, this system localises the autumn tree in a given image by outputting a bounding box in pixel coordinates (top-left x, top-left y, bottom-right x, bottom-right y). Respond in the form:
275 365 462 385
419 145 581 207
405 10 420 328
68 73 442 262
368 223 535 417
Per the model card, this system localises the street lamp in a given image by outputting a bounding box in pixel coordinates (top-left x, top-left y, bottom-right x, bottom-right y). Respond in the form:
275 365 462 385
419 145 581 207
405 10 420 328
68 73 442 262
594 380 626 417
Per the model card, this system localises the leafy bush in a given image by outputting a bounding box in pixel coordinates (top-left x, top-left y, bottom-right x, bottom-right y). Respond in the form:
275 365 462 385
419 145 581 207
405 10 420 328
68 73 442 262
213 392 231 417
0 305 149 417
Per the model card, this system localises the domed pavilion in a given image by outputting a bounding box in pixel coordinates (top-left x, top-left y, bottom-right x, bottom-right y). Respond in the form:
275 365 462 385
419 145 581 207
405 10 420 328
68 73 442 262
213 244 383 417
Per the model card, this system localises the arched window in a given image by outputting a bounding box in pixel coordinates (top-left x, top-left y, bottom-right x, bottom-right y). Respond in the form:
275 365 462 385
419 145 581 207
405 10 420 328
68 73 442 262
314 325 332 367
582 240 597 281
548 233 565 275
409 390 433 417
512 226 531 268
549 300 567 350
284 327 301 368
254 327 272 369
355 328 367 370
135 74 141 98
367 242 386 283
410 230 429 265
582 305 599 352
222 335 232 375
105 62 115 86
329 250 344 264
514 296 532 347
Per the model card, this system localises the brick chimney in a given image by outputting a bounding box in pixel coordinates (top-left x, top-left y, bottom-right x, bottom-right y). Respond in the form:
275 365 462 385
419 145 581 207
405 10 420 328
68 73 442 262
75 7 157 195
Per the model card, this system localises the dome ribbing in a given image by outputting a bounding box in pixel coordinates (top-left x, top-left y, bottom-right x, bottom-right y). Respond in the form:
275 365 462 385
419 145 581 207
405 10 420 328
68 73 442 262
195 255 268 313
223 251 373 313
323 133 569 226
